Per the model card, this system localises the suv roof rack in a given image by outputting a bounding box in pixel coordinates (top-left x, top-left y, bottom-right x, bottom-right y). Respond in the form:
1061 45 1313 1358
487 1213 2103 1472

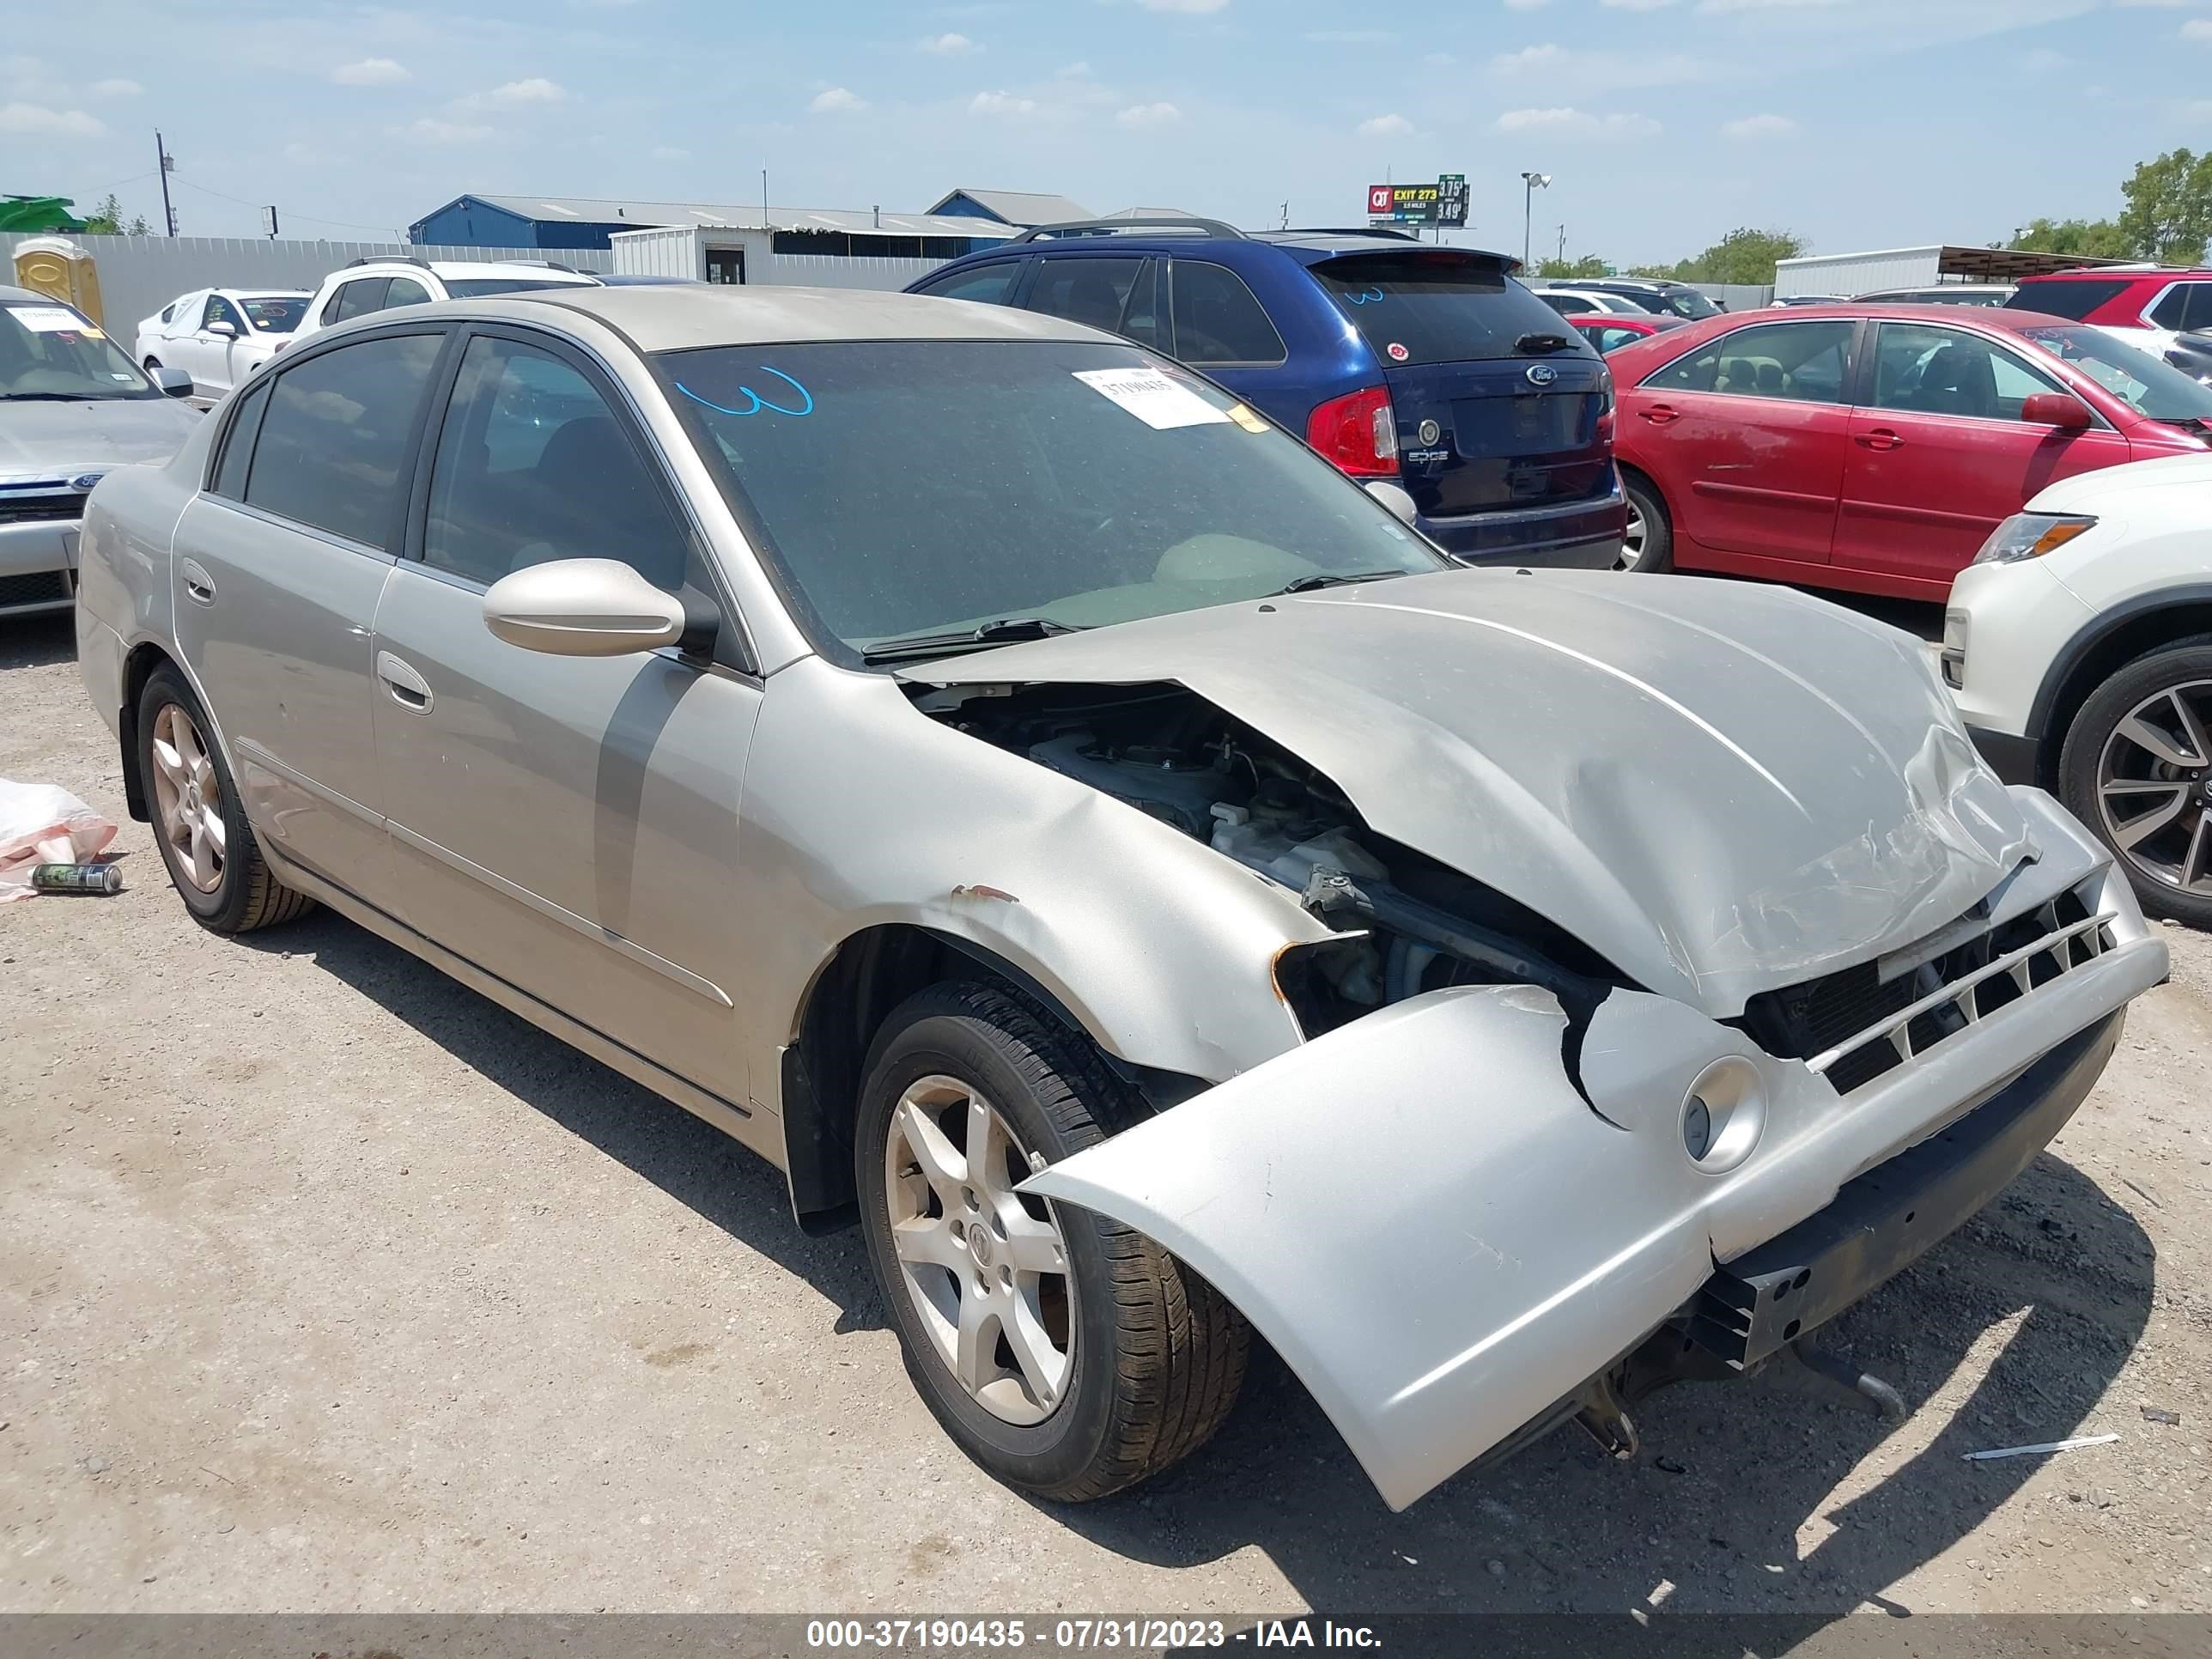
505 259 586 273
345 254 434 270
1012 216 1246 244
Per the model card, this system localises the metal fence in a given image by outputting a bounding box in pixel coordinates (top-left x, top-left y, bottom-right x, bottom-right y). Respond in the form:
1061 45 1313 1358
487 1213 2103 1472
1 234 612 340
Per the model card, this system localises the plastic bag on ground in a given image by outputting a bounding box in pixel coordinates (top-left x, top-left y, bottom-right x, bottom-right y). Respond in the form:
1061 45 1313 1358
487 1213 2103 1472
0 778 118 901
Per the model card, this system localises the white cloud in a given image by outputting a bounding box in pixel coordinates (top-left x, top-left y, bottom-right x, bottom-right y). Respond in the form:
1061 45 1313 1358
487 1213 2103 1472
1697 0 1844 10
1136 0 1231 11
2187 19 2212 40
808 86 867 112
2116 0 2187 7
1504 0 1553 9
0 101 103 136
282 141 319 163
919 32 979 54
331 58 410 85
969 88 1040 117
1495 44 1565 70
1055 61 1092 76
398 116 491 143
483 77 566 105
1492 43 1714 90
1116 101 1181 126
1357 112 1413 137
91 78 142 98
1305 28 1397 41
1600 0 1676 9
1494 106 1662 139
649 144 689 159
1721 112 1797 140
1425 51 1457 66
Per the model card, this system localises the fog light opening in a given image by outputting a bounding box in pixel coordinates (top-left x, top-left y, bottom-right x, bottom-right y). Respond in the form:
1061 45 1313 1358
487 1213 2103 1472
1680 1055 1765 1174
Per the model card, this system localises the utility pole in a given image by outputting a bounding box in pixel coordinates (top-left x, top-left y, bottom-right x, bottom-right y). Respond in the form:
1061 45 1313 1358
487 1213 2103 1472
155 131 177 236
1558 223 1567 263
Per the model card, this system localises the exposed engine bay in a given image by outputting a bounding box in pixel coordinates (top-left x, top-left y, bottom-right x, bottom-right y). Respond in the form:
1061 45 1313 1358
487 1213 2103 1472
920 680 1630 1036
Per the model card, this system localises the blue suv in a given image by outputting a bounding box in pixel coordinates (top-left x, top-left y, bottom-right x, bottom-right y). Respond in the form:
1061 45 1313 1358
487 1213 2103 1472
908 219 1625 568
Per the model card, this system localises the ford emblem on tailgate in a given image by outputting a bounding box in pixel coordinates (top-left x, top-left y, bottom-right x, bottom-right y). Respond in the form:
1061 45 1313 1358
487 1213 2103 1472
1417 419 1440 447
1525 364 1559 387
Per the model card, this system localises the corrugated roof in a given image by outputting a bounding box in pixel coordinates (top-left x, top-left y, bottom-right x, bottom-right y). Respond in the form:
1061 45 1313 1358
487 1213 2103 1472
1103 206 1199 220
459 194 1014 239
927 188 1094 225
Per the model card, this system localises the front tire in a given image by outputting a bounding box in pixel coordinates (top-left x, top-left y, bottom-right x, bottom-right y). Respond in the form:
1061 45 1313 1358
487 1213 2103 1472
1618 471 1674 574
136 665 313 933
856 982 1248 1502
2058 637 2212 929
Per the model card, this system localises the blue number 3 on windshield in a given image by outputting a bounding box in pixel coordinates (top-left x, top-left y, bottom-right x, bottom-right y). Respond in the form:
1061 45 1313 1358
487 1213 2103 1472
676 366 814 416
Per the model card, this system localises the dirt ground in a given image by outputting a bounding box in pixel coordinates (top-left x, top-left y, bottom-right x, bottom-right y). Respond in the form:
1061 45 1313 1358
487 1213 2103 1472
3 609 2209 1624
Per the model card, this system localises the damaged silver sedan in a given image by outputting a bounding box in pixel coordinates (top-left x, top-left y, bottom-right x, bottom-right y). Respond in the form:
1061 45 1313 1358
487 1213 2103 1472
76 287 2168 1510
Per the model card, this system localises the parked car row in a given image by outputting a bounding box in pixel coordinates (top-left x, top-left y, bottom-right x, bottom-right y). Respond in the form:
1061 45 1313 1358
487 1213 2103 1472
70 280 2168 1516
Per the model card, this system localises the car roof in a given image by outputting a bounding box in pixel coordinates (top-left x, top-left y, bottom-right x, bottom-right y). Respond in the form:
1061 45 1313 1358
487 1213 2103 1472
328 260 599 283
2016 267 2209 283
454 283 1116 351
1670 301 2077 330
1 283 60 306
215 288 313 300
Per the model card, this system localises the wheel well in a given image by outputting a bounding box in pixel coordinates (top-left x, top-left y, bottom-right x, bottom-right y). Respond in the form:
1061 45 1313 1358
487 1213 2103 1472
781 925 1205 1234
2037 606 2212 788
118 642 178 822
1615 459 1662 507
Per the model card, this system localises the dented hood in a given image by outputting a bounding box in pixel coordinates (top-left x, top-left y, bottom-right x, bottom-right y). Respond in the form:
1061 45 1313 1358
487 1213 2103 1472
902 569 2033 1018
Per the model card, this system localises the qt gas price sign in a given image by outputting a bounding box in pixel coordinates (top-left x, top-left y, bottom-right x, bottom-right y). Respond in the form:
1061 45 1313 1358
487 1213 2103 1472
1366 174 1468 227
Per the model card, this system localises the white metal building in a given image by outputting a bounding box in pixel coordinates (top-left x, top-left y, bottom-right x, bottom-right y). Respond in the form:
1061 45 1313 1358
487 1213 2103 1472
1775 244 2141 300
609 207 1017 292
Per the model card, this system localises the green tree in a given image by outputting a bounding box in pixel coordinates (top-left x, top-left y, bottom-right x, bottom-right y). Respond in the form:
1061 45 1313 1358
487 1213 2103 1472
2009 216 2136 259
1535 253 1610 279
2118 149 2212 264
1668 227 1809 286
81 192 124 234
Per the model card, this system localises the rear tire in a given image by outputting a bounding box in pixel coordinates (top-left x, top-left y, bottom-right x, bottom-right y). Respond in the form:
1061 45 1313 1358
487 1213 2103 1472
856 982 1248 1503
1618 471 1674 574
135 665 314 934
2057 637 2212 929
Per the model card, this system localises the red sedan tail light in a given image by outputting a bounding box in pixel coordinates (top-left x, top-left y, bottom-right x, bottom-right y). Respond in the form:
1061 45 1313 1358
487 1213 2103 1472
1305 385 1399 477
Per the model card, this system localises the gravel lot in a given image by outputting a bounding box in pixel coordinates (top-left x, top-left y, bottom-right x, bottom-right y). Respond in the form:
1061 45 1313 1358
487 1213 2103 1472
3 609 2209 1622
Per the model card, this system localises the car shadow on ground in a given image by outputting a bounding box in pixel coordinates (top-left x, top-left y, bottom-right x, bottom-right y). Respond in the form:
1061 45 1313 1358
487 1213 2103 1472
0 613 76 672
252 907 2153 1638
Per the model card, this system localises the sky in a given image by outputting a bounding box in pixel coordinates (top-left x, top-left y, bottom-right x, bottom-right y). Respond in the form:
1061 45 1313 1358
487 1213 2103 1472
3 0 2208 267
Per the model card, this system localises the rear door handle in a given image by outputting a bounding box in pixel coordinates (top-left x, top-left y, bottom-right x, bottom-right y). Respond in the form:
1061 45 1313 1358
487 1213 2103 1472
1856 428 1904 451
1640 404 1680 425
375 649 433 714
180 558 216 605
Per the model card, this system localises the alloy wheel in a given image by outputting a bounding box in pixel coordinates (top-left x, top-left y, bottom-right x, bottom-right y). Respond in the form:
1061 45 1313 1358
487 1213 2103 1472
2096 678 2212 896
151 702 226 893
883 1074 1074 1425
1616 499 1646 571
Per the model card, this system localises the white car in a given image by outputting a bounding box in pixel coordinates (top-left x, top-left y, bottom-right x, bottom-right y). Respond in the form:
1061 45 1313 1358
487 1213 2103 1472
1947 452 2212 927
134 289 312 398
291 258 600 345
1532 286 1648 317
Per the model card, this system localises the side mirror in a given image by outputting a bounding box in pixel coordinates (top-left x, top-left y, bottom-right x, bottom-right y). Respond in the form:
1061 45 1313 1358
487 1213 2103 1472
151 367 193 398
2021 392 2093 429
207 320 238 338
1364 480 1419 527
483 558 689 657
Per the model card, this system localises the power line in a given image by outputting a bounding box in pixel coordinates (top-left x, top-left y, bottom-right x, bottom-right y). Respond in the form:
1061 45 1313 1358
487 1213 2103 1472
167 173 401 237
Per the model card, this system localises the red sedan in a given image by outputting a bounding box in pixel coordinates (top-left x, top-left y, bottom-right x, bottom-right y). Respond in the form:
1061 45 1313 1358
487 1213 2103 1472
1567 313 1686 355
1607 303 2212 593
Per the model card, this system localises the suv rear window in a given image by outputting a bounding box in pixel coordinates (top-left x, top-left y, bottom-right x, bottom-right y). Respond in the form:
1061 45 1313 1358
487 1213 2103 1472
1309 254 1577 364
2006 279 2132 321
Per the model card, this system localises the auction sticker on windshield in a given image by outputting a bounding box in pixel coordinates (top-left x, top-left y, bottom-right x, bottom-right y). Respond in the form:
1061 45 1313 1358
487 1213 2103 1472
7 305 88 333
1073 367 1230 430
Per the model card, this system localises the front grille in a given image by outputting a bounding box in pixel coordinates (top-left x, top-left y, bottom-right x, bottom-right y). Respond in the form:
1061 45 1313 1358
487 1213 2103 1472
0 495 84 526
0 569 71 610
1740 887 2118 1095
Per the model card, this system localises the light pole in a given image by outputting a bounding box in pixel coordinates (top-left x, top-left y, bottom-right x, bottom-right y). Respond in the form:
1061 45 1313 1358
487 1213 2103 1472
1520 171 1551 270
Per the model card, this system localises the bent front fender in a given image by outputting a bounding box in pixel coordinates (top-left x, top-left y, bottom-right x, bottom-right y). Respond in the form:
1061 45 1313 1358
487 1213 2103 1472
1022 984 1722 1511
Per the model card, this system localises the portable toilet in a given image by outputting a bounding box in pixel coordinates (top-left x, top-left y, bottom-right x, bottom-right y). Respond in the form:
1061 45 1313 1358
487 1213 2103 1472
11 236 104 326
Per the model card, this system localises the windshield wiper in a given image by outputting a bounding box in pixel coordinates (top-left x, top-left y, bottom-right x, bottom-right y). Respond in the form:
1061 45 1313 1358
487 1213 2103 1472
3 391 104 402
1272 570 1412 596
860 617 1083 663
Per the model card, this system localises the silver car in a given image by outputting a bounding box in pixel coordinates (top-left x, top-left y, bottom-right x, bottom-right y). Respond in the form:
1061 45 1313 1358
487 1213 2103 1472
3 285 197 618
76 286 2169 1511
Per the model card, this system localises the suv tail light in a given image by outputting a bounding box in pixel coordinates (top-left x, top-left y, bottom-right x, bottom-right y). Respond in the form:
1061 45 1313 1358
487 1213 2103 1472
1595 368 1616 450
1305 385 1399 477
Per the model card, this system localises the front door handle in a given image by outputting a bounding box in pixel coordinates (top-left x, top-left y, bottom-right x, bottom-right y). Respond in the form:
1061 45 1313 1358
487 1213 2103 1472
375 649 433 714
1641 404 1680 425
1856 428 1905 451
180 558 216 605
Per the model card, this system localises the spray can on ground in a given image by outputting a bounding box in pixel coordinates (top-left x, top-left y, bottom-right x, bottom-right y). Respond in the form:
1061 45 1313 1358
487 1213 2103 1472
28 862 124 896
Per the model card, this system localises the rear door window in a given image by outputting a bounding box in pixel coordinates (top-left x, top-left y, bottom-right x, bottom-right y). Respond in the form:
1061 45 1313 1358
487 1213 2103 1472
243 332 443 549
326 277 390 324
1869 323 2064 421
1169 260 1285 366
1641 319 1855 404
1540 292 1597 314
386 276 433 308
1309 254 1574 363
1023 256 1158 348
2006 279 2131 321
915 261 1025 306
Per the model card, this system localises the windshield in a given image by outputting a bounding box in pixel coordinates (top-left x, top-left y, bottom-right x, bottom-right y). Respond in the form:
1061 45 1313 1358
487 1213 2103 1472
1645 286 1718 320
444 276 598 298
663 338 1447 663
2004 279 2129 321
2017 324 2212 422
1310 254 1584 363
1 301 160 400
239 295 308 332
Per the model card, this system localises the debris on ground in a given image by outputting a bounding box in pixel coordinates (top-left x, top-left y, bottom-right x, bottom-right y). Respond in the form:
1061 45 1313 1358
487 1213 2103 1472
1961 1433 2121 1462
2138 1407 2182 1426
